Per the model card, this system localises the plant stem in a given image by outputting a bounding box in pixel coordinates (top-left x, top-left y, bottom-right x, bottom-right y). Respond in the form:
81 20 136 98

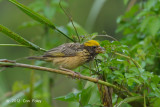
0 61 133 97
55 28 75 42
115 52 142 69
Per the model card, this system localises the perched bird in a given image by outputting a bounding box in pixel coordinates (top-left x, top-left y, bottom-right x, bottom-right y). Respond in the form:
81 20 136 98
28 40 104 70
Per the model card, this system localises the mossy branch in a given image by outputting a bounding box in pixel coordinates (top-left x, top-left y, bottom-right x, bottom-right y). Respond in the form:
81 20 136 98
0 60 133 97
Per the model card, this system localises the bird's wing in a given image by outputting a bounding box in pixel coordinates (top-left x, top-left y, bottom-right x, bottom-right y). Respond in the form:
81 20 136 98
43 43 83 57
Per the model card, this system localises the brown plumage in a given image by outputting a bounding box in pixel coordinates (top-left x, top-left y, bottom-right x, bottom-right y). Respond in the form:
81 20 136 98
28 40 104 69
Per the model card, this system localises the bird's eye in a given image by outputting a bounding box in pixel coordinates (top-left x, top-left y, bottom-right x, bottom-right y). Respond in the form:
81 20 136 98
93 46 97 49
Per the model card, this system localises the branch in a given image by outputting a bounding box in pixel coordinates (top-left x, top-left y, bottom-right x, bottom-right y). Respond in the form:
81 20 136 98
0 60 133 96
115 52 142 69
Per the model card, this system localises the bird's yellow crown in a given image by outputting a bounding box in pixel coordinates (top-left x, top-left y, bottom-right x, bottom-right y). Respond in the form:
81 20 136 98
84 40 100 46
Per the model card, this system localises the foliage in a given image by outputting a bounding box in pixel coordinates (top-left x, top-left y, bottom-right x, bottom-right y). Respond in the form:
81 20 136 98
116 0 160 106
0 0 160 107
0 24 46 51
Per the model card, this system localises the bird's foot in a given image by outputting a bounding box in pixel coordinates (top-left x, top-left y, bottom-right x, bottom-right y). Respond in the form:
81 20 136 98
60 67 81 79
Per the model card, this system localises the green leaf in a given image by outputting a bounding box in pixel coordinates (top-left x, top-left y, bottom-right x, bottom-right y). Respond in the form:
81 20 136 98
0 44 26 47
66 22 87 36
54 92 80 102
127 78 134 86
140 16 160 36
125 5 139 18
9 0 74 42
135 11 152 20
88 85 101 105
148 16 160 36
111 41 121 45
0 24 46 51
153 98 160 107
80 86 93 106
68 102 79 107
145 0 157 10
141 72 153 81
151 75 160 84
150 83 160 97
140 17 152 32
115 96 143 107
127 78 141 86
130 78 141 84
12 81 29 94
129 67 138 72
125 73 134 78
151 83 158 91
9 0 55 29
113 71 124 77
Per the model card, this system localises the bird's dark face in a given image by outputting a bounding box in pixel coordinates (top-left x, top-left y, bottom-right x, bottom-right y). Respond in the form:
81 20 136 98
82 40 105 61
85 46 105 55
83 40 105 55
94 46 105 54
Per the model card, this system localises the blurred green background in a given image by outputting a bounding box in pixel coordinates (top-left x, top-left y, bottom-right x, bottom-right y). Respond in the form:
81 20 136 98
0 0 126 106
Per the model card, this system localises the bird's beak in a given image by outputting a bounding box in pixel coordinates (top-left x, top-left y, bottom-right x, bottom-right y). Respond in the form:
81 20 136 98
96 46 105 53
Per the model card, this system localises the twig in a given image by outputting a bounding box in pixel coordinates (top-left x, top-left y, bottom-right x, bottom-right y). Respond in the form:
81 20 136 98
55 28 75 42
82 65 97 73
0 60 133 96
98 35 118 41
115 52 142 69
59 0 80 42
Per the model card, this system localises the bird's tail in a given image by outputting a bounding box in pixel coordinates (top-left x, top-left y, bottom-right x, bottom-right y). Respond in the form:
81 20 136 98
28 56 45 60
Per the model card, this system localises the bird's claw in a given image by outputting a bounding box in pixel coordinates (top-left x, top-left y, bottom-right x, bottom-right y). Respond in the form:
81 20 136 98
60 67 81 79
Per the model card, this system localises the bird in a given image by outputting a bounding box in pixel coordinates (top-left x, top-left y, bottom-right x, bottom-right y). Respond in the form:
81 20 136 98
28 40 104 71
